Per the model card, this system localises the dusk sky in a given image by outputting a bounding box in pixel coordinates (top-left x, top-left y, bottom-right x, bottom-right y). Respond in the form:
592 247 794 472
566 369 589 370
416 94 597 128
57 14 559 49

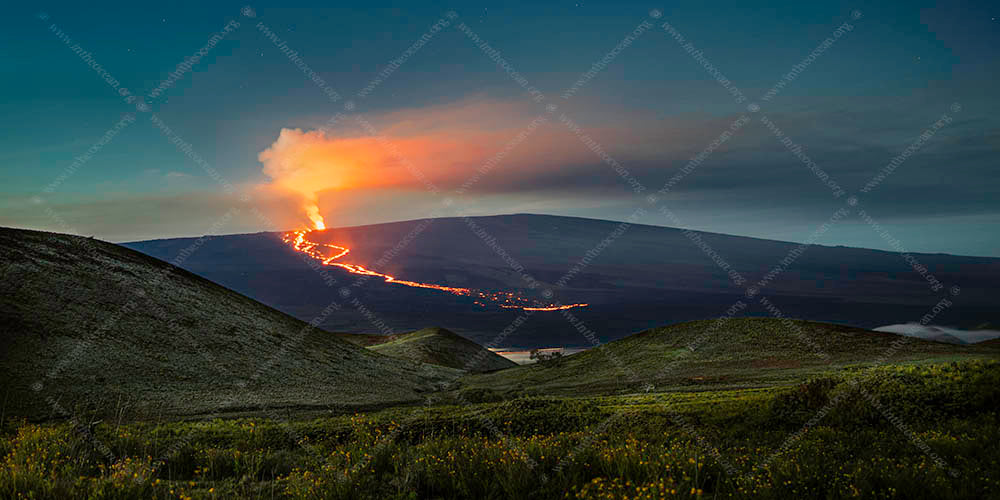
2 0 998 256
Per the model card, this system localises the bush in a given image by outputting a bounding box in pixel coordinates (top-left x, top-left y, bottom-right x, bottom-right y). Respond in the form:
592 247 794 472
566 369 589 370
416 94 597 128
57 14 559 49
768 376 839 421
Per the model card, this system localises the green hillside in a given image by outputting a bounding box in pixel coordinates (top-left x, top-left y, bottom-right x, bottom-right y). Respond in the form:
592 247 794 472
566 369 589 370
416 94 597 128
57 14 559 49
458 317 1000 398
5 360 998 498
0 227 458 420
334 332 394 347
338 327 517 372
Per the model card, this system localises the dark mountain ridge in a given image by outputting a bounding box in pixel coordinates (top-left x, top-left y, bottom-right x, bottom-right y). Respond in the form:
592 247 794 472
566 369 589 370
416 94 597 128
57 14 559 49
122 214 1000 348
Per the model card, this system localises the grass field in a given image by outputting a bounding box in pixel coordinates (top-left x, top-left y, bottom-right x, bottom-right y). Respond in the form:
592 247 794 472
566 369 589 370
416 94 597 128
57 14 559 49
3 359 998 499
458 318 1000 399
336 327 517 372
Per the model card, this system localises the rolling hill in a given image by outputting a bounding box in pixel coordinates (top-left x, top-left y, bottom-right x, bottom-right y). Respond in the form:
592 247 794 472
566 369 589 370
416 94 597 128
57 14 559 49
337 327 518 372
123 214 1000 349
457 317 1000 398
0 227 459 421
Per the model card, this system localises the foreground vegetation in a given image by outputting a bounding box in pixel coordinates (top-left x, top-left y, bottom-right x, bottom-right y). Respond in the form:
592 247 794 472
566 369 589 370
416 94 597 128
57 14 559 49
3 360 998 499
460 318 999 398
336 327 518 372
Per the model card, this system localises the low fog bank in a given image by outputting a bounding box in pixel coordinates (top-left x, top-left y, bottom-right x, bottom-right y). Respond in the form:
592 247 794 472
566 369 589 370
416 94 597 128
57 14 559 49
874 324 1000 344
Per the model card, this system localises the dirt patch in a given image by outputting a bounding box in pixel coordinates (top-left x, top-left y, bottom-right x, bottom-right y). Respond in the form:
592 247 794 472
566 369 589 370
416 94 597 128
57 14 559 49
751 358 802 369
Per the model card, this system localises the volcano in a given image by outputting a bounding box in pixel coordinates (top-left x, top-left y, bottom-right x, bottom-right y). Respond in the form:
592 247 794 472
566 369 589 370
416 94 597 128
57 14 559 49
283 229 587 311
123 214 1000 349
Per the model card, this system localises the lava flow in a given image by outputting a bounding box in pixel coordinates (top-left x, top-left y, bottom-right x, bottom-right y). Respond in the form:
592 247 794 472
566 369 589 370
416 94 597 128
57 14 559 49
283 229 588 311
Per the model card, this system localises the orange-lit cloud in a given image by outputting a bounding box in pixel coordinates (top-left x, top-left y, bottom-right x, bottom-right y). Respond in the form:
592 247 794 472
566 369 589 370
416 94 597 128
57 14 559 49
256 97 653 229
259 98 708 227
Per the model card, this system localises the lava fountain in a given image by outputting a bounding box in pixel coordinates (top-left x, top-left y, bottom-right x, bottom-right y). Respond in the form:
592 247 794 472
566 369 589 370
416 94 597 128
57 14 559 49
282 229 587 312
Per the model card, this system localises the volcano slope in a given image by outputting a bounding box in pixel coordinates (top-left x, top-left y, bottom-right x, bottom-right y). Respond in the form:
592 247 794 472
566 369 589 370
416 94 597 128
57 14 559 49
337 327 518 372
0 227 459 421
456 317 1000 399
123 214 1000 349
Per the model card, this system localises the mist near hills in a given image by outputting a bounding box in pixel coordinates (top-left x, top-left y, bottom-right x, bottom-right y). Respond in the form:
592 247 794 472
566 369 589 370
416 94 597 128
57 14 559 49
459 317 1000 398
122 214 1000 348
874 323 1000 344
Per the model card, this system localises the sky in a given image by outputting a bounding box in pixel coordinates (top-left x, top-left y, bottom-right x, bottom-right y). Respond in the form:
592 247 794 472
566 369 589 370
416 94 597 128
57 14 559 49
2 0 998 256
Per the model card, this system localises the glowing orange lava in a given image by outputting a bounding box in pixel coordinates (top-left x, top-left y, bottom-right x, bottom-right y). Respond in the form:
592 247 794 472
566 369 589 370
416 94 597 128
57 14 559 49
283 229 588 311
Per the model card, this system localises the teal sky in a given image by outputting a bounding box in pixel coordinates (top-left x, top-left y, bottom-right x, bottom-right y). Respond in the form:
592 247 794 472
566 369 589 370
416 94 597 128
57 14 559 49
1 1 998 256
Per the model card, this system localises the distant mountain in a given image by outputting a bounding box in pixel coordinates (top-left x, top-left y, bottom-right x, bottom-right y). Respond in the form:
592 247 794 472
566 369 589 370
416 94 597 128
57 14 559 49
458 318 1000 398
337 327 518 372
123 214 1000 348
0 227 457 420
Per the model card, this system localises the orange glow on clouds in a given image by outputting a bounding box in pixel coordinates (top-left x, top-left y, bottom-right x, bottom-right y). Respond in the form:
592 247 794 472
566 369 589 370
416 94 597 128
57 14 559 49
256 97 645 230
255 98 648 311
259 126 476 230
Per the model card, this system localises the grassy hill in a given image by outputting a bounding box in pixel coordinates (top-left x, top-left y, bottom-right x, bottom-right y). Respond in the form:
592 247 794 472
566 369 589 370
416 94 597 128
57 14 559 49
338 327 517 372
458 317 1000 398
0 227 459 421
